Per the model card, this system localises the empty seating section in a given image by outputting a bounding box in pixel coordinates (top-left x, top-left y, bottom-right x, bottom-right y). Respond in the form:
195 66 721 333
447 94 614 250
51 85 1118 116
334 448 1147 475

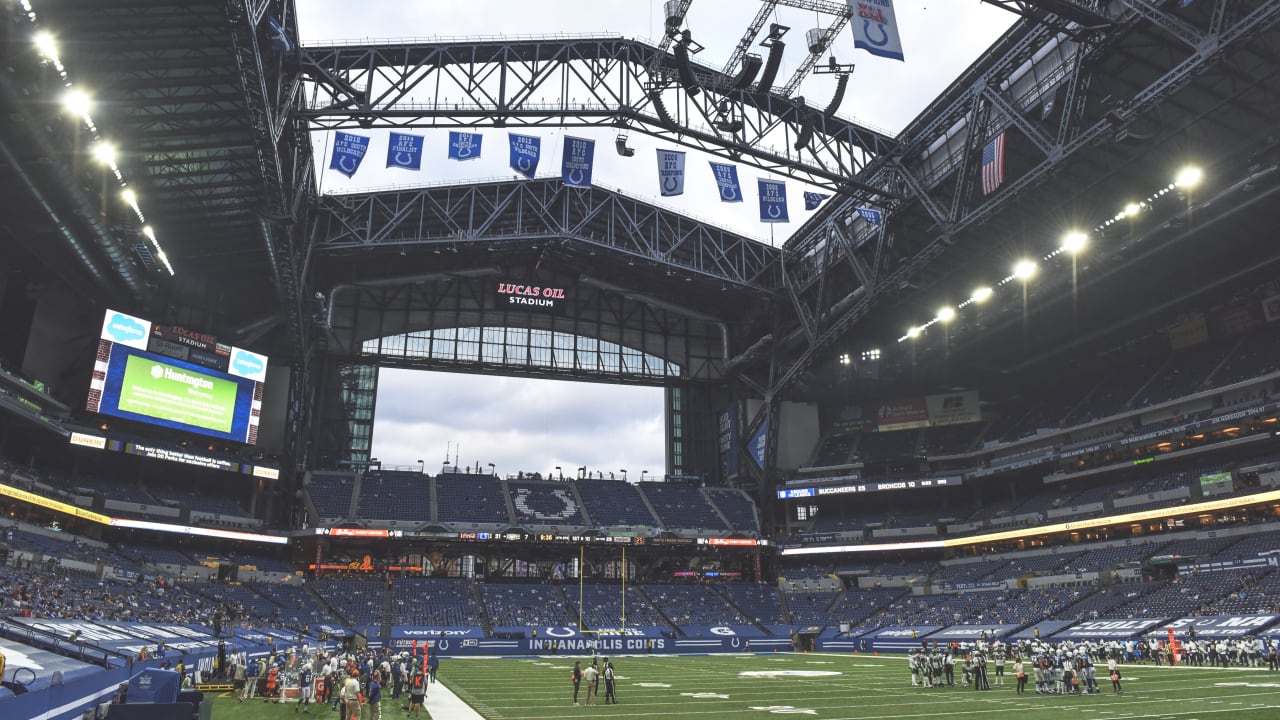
250 582 344 626
69 476 156 504
1135 345 1228 406
481 583 576 626
1001 551 1087 576
830 588 905 625
805 514 867 536
704 488 760 534
1062 349 1164 425
644 585 747 626
230 554 293 573
870 589 1070 628
719 583 784 625
307 472 355 519
785 590 840 626
1065 543 1160 572
161 492 247 517
356 470 432 522
1156 536 1237 559
1211 528 1280 562
392 578 481 626
574 479 659 526
1212 570 1280 615
312 579 384 626
435 474 509 525
1213 330 1280 385
932 559 1009 584
1108 569 1268 618
193 583 282 623
855 430 920 463
507 481 586 526
923 423 983 456
574 584 666 628
637 482 728 531
1057 581 1161 620
810 434 854 467
780 562 833 582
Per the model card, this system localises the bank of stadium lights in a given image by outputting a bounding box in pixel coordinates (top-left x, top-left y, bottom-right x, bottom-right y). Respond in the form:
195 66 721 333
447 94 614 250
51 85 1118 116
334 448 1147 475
25 4 173 275
861 349 881 362
838 353 851 366
897 166 1206 344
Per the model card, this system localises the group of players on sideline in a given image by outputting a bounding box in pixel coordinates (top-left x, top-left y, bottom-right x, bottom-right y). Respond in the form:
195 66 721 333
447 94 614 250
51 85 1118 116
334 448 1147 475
213 645 440 719
908 636 1280 695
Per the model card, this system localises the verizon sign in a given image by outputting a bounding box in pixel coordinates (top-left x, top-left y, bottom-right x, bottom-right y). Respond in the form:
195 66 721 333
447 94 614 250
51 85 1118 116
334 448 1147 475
496 282 567 310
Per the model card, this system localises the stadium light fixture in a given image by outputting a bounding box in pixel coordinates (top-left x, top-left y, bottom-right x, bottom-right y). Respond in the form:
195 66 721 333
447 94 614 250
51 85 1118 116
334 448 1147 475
1061 231 1087 254
1013 259 1038 280
1174 165 1202 189
971 286 993 303
33 30 57 60
62 88 91 117
1122 202 1142 218
141 226 156 241
92 142 117 166
121 188 137 206
937 306 956 323
838 353 850 366
906 326 922 339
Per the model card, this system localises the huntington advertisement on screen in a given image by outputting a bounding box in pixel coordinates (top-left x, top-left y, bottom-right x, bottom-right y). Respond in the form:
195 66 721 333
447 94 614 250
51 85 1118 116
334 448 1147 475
88 309 268 444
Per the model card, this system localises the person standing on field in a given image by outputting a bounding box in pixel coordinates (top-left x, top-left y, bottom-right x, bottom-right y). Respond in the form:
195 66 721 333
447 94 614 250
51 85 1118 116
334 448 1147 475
583 661 599 705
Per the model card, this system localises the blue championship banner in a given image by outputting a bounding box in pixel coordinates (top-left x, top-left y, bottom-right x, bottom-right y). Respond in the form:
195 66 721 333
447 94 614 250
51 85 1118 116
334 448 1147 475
562 136 595 188
656 148 686 197
448 131 483 160
849 0 906 62
329 131 369 178
509 133 541 179
804 191 830 211
758 178 790 223
387 132 424 170
709 162 743 202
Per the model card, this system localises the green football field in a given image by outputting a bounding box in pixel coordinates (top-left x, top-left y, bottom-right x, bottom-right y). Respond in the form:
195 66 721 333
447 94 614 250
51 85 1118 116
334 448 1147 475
205 652 1280 720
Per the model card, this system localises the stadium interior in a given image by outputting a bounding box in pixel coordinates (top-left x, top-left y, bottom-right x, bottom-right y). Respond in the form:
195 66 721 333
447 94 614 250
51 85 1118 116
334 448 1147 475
1 0 1280 718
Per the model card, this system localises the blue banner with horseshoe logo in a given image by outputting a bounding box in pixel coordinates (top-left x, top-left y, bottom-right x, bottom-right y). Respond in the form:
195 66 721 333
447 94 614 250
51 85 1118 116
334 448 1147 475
849 0 905 62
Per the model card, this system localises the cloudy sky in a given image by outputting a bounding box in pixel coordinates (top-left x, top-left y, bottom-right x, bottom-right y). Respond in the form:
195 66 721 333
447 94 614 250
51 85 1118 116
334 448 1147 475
294 1 1016 476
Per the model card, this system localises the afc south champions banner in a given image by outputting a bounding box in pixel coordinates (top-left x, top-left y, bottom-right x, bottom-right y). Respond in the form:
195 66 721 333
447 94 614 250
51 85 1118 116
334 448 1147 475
509 133 541 179
329 132 369 178
562 136 595 188
656 148 686 197
710 162 742 202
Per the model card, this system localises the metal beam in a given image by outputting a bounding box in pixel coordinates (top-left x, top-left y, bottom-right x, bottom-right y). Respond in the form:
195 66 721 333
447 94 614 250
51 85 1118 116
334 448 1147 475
315 180 783 291
298 37 898 195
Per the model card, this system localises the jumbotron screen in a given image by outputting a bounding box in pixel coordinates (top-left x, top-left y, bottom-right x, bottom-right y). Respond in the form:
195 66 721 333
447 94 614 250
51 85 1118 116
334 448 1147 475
87 309 268 444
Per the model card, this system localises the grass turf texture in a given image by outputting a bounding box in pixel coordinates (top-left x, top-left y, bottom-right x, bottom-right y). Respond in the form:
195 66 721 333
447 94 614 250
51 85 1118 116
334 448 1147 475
203 653 1280 720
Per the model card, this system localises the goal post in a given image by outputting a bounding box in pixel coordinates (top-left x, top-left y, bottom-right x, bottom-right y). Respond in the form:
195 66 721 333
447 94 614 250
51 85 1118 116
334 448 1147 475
578 544 628 636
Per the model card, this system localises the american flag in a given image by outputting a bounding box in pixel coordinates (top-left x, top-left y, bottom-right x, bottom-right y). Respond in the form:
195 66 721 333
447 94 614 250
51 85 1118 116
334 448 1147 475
981 131 1005 196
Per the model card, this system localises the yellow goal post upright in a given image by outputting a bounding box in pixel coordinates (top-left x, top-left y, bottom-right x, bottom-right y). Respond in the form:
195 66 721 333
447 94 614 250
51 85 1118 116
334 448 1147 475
578 544 628 653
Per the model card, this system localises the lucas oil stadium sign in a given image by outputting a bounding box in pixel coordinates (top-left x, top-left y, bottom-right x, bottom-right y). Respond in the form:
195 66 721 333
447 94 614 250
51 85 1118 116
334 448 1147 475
496 282 567 310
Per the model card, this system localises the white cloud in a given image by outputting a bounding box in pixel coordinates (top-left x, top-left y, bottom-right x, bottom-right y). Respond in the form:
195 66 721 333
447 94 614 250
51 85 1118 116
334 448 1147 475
371 369 665 478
